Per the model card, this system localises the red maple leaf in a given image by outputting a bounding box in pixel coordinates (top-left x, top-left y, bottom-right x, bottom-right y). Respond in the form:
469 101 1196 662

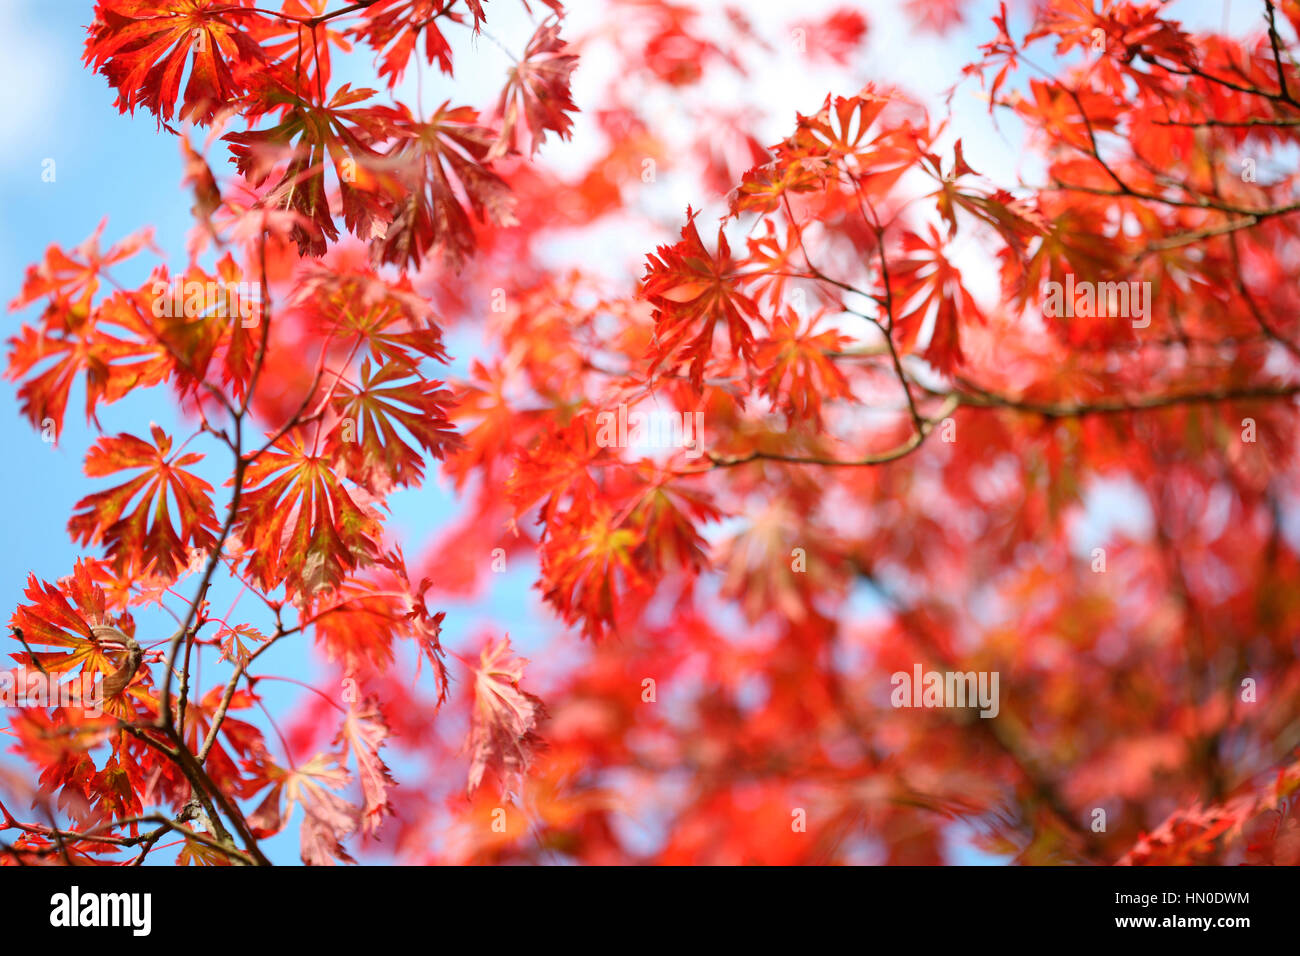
324 358 462 494
225 82 403 257
68 424 220 582
370 102 518 271
8 560 129 681
334 696 396 834
233 427 385 597
84 0 270 125
247 754 359 865
889 225 984 375
488 20 579 160
466 636 547 796
642 207 760 390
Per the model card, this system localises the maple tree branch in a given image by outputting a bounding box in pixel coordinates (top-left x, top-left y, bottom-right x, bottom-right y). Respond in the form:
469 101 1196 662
308 1 380 26
228 1 379 27
845 178 927 437
1146 55 1300 109
145 233 286 867
847 307 926 435
1139 215 1259 253
780 193 875 302
1225 227 1300 361
8 626 47 676
161 231 277 726
763 270 887 307
1053 171 1300 218
1022 57 1300 222
163 723 271 865
774 179 927 444
1151 115 1300 128
1264 1 1296 106
176 627 196 746
240 224 276 419
954 380 1300 417
199 626 291 765
159 601 205 728
27 0 1299 870
129 813 257 866
702 380 1300 472
114 721 239 853
1074 154 1300 224
2 809 254 866
1195 142 1300 359
704 394 958 469
825 343 893 359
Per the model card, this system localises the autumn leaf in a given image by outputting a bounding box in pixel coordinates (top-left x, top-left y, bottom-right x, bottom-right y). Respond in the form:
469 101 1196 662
248 753 359 865
791 88 893 162
8 560 129 681
6 225 169 441
177 838 235 865
729 157 823 217
179 686 266 798
539 504 647 640
466 636 547 797
351 0 469 89
310 577 402 674
8 219 154 317
225 81 402 257
754 310 853 426
234 427 385 597
216 623 267 666
488 20 579 160
325 358 462 494
794 9 870 65
19 0 1300 875
629 474 722 574
889 225 983 374
68 424 220 582
505 417 606 524
296 267 450 372
370 101 518 271
84 0 270 126
642 207 761 390
335 695 396 835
